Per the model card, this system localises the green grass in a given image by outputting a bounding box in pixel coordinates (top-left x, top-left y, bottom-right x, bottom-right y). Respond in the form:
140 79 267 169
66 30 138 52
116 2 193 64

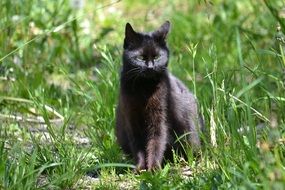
1 0 285 189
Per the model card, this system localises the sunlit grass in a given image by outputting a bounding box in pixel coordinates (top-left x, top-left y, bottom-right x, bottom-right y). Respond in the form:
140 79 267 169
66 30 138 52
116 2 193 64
0 0 285 189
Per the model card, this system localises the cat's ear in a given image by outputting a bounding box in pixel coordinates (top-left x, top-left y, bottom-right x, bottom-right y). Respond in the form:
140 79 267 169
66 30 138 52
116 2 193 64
125 23 138 41
153 21 170 41
124 23 141 49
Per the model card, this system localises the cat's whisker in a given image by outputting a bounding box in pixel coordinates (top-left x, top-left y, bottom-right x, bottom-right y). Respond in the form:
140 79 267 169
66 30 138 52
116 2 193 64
125 67 143 80
126 67 140 75
127 70 140 80
125 67 145 80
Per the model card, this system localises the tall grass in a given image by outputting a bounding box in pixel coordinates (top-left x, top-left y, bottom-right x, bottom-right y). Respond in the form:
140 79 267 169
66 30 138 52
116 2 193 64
0 0 285 189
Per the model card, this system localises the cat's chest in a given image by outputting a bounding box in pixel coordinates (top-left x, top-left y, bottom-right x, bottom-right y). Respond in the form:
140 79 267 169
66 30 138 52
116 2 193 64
122 95 164 131
122 85 167 116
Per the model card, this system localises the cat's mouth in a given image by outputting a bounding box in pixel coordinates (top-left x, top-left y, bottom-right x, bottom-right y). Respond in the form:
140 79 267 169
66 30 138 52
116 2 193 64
140 67 163 78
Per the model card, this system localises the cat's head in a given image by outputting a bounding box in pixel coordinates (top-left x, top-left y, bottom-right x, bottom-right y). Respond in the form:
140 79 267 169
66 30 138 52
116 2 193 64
122 21 170 78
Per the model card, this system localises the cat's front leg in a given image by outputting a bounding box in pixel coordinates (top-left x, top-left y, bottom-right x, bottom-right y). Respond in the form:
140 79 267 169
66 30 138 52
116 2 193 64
127 138 147 171
126 129 147 171
146 121 168 170
135 150 146 171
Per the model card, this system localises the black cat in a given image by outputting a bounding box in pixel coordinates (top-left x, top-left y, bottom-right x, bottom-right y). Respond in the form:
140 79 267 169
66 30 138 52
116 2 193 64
115 21 202 171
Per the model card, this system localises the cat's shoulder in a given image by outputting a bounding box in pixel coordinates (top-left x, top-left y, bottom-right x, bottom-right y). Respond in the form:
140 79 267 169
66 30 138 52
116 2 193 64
168 72 197 102
168 73 189 92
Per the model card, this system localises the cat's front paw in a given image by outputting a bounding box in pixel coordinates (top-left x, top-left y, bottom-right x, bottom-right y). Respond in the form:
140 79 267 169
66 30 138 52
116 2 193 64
146 160 161 171
135 162 146 172
135 151 146 172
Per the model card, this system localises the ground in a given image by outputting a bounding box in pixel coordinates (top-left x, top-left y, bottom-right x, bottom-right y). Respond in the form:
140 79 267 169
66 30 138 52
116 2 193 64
0 0 285 189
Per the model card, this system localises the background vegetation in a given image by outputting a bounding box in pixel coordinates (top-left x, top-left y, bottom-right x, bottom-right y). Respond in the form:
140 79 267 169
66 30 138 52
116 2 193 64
1 0 285 189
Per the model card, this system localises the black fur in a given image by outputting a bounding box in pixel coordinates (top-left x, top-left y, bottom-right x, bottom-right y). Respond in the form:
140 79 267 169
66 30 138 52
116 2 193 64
115 21 202 171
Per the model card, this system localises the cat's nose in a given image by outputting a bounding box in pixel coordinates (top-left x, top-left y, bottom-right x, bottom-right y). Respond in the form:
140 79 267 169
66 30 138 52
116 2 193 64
146 62 154 69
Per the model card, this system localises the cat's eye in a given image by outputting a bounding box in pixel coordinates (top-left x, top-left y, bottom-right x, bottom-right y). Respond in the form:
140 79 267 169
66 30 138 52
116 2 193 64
154 55 160 61
136 55 144 61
